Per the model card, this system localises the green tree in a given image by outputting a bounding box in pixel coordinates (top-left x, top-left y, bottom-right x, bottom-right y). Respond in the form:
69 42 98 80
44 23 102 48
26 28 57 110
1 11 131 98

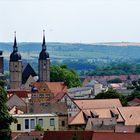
0 80 17 140
35 124 44 131
95 88 127 106
50 65 81 88
108 78 122 83
127 90 140 101
135 124 140 132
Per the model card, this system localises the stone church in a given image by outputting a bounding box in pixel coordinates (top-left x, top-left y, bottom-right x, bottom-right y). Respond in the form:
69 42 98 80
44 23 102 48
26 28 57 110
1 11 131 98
9 31 50 89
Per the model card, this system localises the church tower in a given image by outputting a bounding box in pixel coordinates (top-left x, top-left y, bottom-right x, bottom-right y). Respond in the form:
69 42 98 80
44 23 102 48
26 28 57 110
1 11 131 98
38 30 50 82
9 32 22 89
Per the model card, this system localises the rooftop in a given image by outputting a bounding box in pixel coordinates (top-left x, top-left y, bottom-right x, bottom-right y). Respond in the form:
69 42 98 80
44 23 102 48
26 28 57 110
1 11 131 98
74 99 122 110
32 82 67 95
118 106 140 125
68 87 92 93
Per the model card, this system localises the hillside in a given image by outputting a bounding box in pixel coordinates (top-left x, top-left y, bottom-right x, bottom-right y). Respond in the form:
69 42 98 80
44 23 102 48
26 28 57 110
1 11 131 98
1 42 140 72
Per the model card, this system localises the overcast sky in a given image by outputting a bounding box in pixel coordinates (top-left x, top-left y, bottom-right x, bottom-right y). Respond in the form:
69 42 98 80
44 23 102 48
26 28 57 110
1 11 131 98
0 0 140 43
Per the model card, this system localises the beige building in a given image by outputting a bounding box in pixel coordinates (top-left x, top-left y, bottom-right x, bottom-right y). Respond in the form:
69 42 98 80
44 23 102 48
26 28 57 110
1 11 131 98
31 82 67 103
11 113 59 132
93 83 103 96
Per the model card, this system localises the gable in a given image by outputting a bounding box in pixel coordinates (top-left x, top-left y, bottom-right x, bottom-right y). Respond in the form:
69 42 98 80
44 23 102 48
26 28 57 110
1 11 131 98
24 75 36 90
7 94 26 108
22 63 37 84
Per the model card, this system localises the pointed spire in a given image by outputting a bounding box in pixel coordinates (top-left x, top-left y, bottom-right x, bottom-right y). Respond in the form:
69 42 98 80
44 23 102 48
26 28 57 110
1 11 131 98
42 30 46 50
13 31 18 52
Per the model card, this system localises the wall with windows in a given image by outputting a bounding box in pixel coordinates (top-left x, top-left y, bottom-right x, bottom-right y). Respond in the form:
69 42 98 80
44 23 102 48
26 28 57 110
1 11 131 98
60 94 80 117
11 114 59 132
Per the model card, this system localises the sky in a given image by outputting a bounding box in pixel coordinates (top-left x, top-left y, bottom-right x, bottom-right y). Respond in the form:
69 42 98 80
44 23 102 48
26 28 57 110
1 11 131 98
0 0 140 43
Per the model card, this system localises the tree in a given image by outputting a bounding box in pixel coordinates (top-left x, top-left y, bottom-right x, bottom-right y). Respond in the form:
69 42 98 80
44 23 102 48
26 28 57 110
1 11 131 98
95 88 127 106
35 124 44 131
0 80 17 140
135 124 140 132
127 90 140 101
50 65 81 88
108 78 122 83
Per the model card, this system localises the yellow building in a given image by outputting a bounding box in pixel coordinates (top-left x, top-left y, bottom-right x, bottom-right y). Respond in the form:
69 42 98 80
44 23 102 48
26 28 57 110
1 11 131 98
31 82 67 103
11 113 59 132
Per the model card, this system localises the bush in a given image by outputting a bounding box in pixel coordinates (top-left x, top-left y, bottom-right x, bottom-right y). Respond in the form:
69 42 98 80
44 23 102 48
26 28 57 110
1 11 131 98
35 124 44 131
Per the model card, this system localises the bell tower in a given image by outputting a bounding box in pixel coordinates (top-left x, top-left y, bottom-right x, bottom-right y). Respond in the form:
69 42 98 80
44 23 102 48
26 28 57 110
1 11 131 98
38 30 50 82
9 32 22 89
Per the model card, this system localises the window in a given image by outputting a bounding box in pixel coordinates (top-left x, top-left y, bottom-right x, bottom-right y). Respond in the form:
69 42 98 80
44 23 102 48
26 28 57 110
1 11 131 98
45 94 50 98
69 113 72 117
62 121 65 127
40 94 44 98
50 118 55 126
25 119 29 129
38 119 43 126
30 119 35 129
17 124 21 130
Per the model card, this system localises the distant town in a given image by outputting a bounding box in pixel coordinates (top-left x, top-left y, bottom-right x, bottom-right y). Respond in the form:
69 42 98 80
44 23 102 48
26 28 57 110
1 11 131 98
1 32 140 140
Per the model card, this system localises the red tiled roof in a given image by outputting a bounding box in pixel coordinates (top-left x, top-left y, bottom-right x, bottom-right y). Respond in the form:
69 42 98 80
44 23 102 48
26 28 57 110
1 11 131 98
118 106 140 125
81 75 140 82
49 92 66 103
7 89 30 98
12 131 44 140
33 82 67 95
128 98 140 106
43 131 93 140
43 131 140 140
92 132 140 140
74 99 122 110
68 111 86 125
47 82 67 95
93 129 114 132
30 131 44 136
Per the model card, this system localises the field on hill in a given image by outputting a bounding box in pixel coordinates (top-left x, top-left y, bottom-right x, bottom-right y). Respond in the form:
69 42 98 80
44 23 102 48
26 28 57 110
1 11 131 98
2 42 140 75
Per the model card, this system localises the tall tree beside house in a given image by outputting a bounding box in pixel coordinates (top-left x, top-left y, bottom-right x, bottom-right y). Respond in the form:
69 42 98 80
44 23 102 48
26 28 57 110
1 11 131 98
95 88 127 106
0 80 17 140
50 65 81 88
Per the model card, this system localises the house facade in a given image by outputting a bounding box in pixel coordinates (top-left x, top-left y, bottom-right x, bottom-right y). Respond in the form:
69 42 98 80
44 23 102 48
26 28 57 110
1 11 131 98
11 113 59 132
31 82 67 103
58 93 80 117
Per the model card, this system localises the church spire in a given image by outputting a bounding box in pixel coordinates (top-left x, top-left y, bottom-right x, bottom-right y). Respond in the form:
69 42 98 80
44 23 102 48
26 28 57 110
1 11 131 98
13 31 18 52
42 30 46 50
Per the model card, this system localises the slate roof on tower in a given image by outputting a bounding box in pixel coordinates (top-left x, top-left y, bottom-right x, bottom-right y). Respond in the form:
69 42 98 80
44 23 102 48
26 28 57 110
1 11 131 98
10 32 21 61
39 30 49 60
22 63 37 84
